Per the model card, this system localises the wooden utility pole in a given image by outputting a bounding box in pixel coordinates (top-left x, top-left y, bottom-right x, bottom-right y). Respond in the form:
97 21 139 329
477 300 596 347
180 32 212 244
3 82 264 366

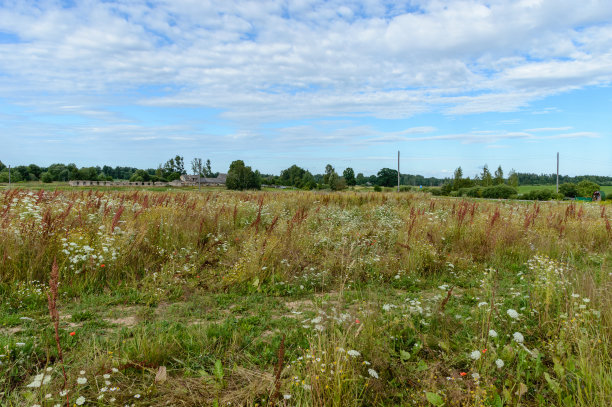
556 152 559 194
397 150 400 192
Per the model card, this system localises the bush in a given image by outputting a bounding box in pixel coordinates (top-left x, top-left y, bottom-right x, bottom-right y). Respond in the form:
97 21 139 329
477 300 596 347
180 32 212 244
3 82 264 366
40 172 53 183
559 182 578 198
577 180 600 198
481 184 517 199
373 185 382 192
522 189 553 201
399 186 412 192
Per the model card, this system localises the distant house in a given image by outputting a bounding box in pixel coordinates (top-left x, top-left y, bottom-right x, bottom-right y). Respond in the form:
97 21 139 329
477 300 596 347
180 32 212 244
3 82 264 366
180 174 227 186
68 173 227 188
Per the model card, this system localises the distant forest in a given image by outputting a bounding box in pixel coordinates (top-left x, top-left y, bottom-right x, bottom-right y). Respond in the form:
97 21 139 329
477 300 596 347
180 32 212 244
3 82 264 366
0 158 610 187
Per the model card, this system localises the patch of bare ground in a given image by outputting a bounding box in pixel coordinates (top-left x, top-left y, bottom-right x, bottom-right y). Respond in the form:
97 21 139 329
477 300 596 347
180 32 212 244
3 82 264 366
103 306 141 327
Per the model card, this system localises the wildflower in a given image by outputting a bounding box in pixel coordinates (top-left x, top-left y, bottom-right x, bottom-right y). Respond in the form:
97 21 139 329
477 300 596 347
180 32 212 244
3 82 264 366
70 332 76 336
460 372 467 376
284 395 291 400
471 373 480 380
75 396 86 405
495 359 504 368
77 377 87 384
103 374 110 379
134 394 141 398
368 368 379 379
16 342 26 347
80 370 85 375
355 318 360 324
100 264 105 267
488 329 498 338
470 351 481 360
506 309 520 319
59 390 69 396
482 348 487 353
477 302 488 307
347 350 361 357
513 332 524 343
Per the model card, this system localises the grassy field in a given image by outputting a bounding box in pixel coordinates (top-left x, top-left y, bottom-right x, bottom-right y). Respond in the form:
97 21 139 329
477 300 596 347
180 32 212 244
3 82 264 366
1 189 610 406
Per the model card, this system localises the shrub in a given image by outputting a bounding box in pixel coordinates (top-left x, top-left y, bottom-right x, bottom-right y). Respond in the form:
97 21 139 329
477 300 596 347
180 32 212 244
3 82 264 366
481 184 517 199
577 180 600 198
523 189 553 201
373 185 382 192
559 182 578 198
40 172 53 183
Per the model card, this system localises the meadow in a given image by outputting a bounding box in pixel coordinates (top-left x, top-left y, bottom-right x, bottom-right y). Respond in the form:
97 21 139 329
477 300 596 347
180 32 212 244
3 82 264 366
1 188 610 406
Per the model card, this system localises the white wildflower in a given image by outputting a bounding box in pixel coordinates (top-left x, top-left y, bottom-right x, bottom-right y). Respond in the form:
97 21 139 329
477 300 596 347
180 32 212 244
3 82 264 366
347 350 361 357
513 332 524 343
488 329 498 338
477 302 488 307
103 374 110 379
368 368 379 379
283 394 291 400
495 359 504 368
75 396 86 405
506 309 520 319
471 373 480 380
469 351 481 360
77 377 87 384
134 394 141 399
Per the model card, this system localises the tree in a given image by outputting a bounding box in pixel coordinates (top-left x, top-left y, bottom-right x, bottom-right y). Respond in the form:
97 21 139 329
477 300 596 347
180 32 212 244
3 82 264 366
329 172 347 191
453 166 463 182
226 160 261 190
191 158 203 191
494 165 504 185
343 167 356 186
507 169 519 188
356 173 366 185
377 168 398 187
203 159 218 177
323 164 335 185
481 165 492 187
576 180 600 198
40 172 53 183
0 160 5 171
280 165 310 187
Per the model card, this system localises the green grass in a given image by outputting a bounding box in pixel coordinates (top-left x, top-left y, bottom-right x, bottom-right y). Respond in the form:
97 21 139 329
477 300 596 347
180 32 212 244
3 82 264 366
1 189 610 406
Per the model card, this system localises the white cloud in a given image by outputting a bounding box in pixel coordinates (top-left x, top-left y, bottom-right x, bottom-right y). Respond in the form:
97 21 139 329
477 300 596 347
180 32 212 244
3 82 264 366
0 0 610 122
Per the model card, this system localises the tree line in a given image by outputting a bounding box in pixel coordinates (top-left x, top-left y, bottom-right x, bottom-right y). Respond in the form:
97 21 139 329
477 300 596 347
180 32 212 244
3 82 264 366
1 158 610 192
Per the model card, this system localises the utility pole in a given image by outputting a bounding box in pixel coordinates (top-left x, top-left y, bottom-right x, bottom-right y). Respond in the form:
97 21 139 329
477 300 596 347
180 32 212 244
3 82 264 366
397 150 400 192
556 152 559 194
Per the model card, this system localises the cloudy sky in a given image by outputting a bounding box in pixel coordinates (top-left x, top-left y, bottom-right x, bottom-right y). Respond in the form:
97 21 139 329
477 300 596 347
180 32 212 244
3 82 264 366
1 0 611 177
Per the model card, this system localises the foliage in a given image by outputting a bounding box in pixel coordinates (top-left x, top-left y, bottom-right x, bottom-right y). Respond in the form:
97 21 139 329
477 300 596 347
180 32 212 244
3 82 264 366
576 180 601 198
481 184 517 199
377 168 398 187
343 167 356 186
226 160 261 190
559 182 578 198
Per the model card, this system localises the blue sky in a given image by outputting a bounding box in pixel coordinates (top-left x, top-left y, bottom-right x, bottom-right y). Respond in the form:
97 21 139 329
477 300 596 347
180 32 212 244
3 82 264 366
0 0 611 177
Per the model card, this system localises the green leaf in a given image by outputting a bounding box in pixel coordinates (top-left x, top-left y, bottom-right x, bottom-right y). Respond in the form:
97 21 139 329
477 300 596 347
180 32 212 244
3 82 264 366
493 393 503 407
425 392 444 406
544 372 561 395
213 359 224 382
400 350 411 361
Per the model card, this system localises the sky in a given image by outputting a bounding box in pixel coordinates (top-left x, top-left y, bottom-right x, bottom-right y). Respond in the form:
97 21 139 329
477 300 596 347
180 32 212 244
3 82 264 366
0 0 611 178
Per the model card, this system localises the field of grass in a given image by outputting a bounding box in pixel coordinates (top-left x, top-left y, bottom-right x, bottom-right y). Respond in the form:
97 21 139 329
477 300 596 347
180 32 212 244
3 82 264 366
1 189 610 406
